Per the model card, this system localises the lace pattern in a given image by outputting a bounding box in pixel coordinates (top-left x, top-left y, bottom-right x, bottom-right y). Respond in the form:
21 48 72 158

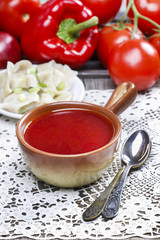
0 83 160 239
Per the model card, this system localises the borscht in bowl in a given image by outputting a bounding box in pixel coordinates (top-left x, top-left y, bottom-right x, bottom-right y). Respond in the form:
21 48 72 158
24 108 114 155
16 82 137 187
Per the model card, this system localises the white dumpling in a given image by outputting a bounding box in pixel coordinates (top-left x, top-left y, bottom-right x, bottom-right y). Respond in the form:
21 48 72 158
37 60 74 96
37 70 54 88
6 61 15 74
37 71 62 97
37 61 54 89
54 63 77 88
14 60 33 72
0 70 12 102
39 93 56 105
37 60 54 72
55 92 72 101
52 63 76 95
7 61 38 89
2 91 39 114
6 62 15 96
10 72 38 89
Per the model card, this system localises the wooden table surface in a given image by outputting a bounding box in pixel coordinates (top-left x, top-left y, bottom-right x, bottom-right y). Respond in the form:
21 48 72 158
78 57 116 91
1 57 159 240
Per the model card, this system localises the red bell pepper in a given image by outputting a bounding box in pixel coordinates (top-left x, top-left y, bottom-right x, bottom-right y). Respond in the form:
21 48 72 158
0 0 41 38
21 0 99 69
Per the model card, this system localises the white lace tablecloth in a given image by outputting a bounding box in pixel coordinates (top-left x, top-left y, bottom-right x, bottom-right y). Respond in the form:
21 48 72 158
0 83 160 239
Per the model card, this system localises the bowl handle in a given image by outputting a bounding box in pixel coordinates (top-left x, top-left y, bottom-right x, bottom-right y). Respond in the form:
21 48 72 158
104 82 137 116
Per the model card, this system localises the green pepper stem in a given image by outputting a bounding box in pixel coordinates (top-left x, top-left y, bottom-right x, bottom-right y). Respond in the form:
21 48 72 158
57 16 99 44
68 16 99 35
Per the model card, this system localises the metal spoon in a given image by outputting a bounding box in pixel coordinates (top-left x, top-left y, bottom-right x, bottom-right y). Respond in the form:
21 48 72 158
102 129 151 220
82 130 151 221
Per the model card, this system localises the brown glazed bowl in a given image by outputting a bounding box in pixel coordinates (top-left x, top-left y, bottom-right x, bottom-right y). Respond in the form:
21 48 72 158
16 82 137 188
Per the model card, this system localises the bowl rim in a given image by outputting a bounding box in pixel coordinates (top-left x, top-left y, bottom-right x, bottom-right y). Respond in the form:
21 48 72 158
16 101 122 158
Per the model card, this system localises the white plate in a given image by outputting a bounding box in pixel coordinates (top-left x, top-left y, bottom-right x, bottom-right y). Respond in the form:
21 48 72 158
0 76 85 119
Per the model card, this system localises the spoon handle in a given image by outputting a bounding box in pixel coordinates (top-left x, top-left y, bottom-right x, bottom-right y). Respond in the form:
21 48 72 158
82 168 124 221
102 164 131 219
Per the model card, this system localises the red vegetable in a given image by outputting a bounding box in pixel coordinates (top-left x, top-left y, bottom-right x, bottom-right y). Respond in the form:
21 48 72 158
97 23 144 68
127 0 160 36
108 39 160 91
0 31 21 69
80 0 122 25
0 0 41 38
148 33 160 57
21 0 99 69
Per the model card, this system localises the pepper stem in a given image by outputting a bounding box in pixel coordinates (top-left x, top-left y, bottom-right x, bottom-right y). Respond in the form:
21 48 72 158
57 16 99 44
68 16 99 35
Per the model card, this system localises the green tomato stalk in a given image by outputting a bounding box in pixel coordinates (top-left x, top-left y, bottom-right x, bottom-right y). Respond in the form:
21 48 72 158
119 0 160 38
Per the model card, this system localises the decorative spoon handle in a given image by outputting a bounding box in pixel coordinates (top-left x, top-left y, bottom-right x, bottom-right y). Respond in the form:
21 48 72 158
82 168 124 221
102 164 131 219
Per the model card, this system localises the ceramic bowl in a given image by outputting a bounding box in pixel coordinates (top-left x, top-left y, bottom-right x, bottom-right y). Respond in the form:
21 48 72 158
16 82 137 188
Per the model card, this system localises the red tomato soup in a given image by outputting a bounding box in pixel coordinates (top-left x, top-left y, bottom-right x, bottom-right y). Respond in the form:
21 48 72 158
24 109 114 155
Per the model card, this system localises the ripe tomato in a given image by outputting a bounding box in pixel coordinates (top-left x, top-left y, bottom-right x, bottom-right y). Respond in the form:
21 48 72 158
127 0 160 36
80 0 122 25
108 39 160 91
0 0 41 38
148 34 160 57
97 24 144 68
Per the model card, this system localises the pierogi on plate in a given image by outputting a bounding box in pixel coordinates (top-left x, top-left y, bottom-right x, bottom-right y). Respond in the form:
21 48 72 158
0 60 77 114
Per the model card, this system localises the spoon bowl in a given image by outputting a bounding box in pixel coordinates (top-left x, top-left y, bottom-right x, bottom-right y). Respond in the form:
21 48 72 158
121 130 151 168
